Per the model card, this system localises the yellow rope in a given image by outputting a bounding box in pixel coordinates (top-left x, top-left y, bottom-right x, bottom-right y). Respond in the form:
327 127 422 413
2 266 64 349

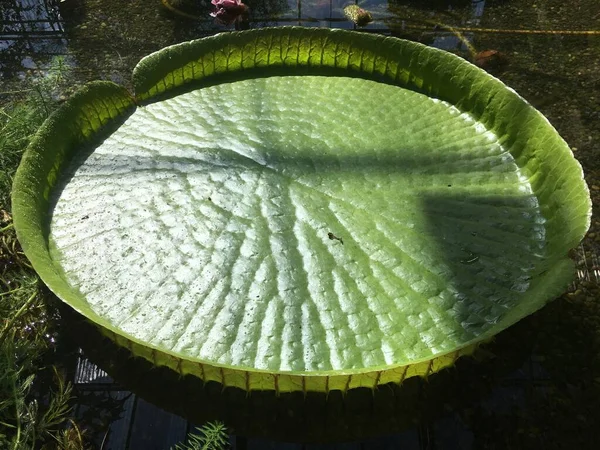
160 0 203 21
402 22 600 36
420 18 478 59
447 25 600 35
447 25 477 59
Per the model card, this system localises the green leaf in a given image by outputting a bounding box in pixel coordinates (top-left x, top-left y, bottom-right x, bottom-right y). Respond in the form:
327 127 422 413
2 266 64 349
171 421 229 450
12 28 591 394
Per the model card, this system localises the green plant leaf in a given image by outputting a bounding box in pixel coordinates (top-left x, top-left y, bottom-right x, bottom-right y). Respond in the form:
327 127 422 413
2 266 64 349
171 421 229 450
12 28 591 394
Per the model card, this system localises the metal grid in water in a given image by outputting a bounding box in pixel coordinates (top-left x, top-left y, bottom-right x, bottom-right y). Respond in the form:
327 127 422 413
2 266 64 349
73 351 555 449
0 0 66 77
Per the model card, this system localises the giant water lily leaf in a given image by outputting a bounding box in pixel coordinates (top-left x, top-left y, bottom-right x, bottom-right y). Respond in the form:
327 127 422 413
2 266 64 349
12 28 591 393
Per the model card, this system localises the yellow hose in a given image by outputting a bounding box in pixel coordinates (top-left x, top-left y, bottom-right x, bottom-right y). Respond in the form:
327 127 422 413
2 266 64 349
160 0 203 20
400 22 600 36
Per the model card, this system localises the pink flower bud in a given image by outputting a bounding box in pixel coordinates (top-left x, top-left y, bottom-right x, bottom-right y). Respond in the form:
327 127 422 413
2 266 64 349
210 0 249 26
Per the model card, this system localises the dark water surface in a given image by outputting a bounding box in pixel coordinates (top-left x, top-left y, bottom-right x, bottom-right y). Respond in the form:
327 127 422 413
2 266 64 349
2 0 600 449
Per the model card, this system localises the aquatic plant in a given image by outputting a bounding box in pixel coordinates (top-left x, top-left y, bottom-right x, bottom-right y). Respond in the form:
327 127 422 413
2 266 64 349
171 421 229 450
0 58 88 450
12 28 591 396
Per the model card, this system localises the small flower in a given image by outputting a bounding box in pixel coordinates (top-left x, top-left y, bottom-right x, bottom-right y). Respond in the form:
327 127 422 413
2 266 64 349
210 0 249 26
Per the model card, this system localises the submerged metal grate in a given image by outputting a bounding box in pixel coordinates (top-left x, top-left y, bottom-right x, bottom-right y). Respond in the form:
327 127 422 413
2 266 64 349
0 0 67 77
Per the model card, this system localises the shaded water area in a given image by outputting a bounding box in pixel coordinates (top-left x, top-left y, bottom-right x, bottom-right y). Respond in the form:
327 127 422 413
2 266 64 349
2 0 600 448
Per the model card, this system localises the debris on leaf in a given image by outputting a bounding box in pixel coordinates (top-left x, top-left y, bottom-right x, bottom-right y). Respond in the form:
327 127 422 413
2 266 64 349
328 232 344 245
343 5 373 27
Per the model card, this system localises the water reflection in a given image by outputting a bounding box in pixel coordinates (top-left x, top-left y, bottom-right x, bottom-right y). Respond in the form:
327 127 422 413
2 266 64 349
62 301 538 443
1 0 488 80
0 0 67 79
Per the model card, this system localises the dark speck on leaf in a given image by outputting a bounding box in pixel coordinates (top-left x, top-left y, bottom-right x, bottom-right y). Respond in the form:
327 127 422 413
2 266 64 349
81 215 89 220
447 184 452 187
328 232 344 245
460 249 479 264
208 197 212 202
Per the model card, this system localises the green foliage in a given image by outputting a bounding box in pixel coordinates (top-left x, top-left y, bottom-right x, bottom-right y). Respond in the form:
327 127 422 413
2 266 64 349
0 99 46 212
0 55 69 211
0 298 85 449
0 56 88 450
171 421 229 450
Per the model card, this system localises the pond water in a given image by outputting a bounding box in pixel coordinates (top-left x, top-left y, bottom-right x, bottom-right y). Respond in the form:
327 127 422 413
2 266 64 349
1 0 600 448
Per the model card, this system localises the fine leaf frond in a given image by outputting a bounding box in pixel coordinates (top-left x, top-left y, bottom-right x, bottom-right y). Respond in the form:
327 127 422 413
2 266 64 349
171 421 229 450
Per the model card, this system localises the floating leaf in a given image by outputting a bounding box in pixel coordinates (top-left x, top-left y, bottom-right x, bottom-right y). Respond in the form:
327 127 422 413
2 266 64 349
12 28 591 394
